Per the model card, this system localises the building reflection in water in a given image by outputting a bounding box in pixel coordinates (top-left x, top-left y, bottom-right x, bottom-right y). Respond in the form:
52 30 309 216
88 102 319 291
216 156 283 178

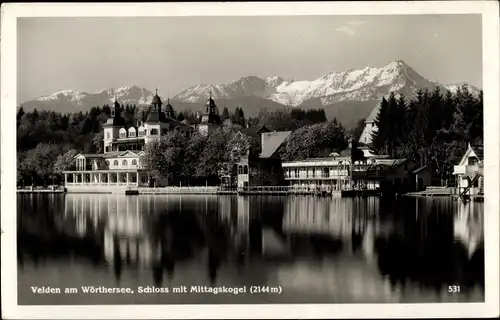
18 194 485 303
454 201 484 258
373 197 484 296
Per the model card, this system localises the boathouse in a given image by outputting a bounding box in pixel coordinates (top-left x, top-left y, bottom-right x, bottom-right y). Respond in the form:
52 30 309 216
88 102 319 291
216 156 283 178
453 143 484 196
282 154 430 193
235 127 291 188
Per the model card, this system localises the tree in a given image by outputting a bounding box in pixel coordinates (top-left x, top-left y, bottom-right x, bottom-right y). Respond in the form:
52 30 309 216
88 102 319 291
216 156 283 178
53 149 78 182
92 131 104 153
220 107 230 121
141 139 169 184
370 97 389 154
17 107 25 126
196 128 233 179
177 112 185 122
280 121 348 161
352 118 366 143
23 143 61 186
231 107 246 127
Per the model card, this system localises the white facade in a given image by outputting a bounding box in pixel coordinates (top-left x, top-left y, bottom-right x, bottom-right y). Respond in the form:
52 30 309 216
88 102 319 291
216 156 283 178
358 102 381 145
282 157 373 191
453 143 484 196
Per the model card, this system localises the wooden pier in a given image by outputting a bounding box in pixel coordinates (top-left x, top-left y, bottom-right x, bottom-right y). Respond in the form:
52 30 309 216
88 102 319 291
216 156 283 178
17 187 65 194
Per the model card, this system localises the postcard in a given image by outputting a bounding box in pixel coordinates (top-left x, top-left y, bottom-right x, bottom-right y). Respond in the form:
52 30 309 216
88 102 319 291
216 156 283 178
1 1 499 319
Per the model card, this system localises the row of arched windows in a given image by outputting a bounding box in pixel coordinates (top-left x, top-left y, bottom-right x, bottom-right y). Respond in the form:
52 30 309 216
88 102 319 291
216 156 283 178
114 126 192 139
118 126 150 139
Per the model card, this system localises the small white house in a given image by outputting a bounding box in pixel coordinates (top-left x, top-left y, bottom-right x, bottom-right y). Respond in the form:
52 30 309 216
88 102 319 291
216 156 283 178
453 143 484 196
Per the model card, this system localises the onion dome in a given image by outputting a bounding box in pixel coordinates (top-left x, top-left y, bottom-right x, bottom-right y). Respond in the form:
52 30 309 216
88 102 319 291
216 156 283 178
151 89 162 106
164 98 174 118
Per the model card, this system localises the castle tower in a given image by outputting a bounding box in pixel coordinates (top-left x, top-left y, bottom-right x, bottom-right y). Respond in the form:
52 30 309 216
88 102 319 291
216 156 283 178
198 92 221 136
164 98 175 119
103 97 126 153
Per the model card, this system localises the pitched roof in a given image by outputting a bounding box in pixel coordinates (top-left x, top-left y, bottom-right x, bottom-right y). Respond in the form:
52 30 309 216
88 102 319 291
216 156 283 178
102 151 126 159
76 153 104 158
240 125 270 137
259 131 291 159
412 166 429 174
470 144 484 161
116 150 141 158
365 101 382 124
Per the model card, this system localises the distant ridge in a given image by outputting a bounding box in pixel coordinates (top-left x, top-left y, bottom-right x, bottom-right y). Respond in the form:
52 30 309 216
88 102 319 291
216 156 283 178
19 60 481 129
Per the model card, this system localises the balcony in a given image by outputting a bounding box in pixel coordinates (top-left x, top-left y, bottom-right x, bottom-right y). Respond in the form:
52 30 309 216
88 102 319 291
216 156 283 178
351 169 383 180
454 164 483 178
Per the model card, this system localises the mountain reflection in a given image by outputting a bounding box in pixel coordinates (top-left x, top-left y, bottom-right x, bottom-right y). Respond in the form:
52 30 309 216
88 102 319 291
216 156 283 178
17 194 484 302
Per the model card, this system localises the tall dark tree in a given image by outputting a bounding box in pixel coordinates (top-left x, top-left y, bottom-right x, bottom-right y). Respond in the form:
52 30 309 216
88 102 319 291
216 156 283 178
352 118 366 143
220 107 230 121
370 97 389 155
177 112 185 122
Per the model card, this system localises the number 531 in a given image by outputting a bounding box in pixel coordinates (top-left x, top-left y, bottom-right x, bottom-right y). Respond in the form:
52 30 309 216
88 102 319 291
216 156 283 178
448 285 461 293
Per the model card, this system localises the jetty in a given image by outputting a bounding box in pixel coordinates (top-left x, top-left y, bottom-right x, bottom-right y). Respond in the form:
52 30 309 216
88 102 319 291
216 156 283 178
17 186 65 194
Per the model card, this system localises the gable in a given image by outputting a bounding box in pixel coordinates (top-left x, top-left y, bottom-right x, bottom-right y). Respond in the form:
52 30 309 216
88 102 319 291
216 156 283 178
117 150 140 158
458 145 482 166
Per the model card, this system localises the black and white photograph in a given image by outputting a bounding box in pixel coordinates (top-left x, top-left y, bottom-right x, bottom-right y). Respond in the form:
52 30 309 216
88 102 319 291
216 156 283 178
1 2 499 319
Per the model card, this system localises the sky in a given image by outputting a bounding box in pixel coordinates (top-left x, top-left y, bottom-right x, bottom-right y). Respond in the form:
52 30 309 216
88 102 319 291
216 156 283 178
17 15 482 103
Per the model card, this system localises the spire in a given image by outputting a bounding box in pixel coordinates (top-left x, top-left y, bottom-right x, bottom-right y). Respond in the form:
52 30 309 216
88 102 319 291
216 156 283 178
156 87 158 95
209 91 212 99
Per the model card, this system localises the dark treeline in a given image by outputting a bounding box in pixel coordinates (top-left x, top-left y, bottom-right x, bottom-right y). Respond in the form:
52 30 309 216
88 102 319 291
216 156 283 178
369 85 483 185
247 107 328 131
16 103 345 186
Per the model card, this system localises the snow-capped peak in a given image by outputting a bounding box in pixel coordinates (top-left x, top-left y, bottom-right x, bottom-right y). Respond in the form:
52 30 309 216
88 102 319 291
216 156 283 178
172 60 451 106
23 60 480 116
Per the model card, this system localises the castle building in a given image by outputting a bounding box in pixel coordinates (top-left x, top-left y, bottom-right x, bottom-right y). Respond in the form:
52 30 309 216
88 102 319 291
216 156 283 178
63 90 221 191
103 90 194 153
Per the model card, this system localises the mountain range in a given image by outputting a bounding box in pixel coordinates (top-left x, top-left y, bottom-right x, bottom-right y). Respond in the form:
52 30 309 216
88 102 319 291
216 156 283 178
19 60 480 129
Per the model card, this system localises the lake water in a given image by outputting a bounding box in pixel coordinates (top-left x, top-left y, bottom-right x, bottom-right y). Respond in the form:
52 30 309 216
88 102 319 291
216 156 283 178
17 194 484 304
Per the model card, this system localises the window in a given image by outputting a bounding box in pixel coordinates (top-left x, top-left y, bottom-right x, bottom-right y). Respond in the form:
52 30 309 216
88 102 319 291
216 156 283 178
122 160 128 166
132 159 137 166
119 129 127 138
129 130 136 138
468 157 479 166
105 160 110 166
150 129 158 135
106 132 110 139
238 165 242 174
138 130 144 137
243 165 248 174
113 160 118 166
